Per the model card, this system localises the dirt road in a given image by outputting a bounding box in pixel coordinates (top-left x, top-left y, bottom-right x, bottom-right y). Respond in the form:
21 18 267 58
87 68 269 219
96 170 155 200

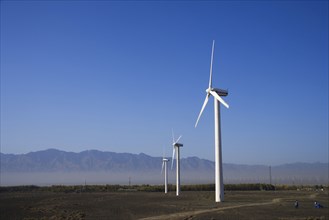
139 198 281 220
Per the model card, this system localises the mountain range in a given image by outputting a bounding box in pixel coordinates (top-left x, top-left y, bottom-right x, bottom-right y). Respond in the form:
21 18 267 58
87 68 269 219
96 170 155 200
1 149 328 186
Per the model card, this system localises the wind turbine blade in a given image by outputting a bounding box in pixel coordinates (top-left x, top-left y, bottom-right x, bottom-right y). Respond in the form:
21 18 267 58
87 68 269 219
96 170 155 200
161 161 164 174
195 94 210 127
210 90 229 108
172 129 175 144
208 40 215 89
171 148 175 169
176 135 182 143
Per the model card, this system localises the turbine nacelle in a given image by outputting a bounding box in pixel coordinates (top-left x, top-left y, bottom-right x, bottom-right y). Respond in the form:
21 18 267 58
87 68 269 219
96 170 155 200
173 143 183 147
206 88 228 97
213 88 228 97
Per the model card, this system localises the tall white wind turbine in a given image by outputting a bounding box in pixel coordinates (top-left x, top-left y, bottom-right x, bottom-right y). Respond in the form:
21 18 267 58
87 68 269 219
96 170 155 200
195 40 229 202
171 130 183 196
161 157 170 194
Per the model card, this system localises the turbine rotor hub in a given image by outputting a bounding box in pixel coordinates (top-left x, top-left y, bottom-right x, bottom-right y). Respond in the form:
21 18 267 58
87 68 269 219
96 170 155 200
206 88 213 94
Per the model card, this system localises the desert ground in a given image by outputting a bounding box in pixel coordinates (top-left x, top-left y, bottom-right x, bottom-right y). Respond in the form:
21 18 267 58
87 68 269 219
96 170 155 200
1 189 328 220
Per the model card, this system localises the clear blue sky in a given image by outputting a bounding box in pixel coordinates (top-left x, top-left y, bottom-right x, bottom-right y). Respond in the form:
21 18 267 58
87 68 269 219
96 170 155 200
1 1 328 165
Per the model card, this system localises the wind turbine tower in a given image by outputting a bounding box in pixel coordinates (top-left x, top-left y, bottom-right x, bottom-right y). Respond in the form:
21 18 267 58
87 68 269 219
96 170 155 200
195 40 229 202
161 158 170 194
171 131 183 196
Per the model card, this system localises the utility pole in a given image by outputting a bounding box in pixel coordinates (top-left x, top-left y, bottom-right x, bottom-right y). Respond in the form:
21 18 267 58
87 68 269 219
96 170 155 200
269 166 272 185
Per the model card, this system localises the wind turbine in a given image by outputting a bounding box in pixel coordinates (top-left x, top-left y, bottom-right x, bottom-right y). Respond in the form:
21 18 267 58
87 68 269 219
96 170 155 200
171 130 183 196
195 40 229 202
161 156 170 194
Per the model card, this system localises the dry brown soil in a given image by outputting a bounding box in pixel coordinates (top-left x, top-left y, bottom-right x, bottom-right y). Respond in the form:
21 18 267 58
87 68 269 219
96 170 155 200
1 190 328 220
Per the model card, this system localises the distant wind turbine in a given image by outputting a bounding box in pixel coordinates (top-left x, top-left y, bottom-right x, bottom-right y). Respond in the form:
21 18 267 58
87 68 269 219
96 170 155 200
161 156 170 194
195 40 229 202
171 130 183 196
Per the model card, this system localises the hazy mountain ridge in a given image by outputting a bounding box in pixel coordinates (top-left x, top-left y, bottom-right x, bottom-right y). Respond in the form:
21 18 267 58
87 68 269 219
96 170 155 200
1 149 328 185
1 149 215 172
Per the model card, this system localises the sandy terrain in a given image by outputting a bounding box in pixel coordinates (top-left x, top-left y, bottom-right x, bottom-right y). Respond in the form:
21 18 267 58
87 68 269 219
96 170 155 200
1 190 328 220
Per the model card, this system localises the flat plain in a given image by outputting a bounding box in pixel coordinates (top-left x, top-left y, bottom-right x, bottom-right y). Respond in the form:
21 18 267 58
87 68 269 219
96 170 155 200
0 190 328 220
